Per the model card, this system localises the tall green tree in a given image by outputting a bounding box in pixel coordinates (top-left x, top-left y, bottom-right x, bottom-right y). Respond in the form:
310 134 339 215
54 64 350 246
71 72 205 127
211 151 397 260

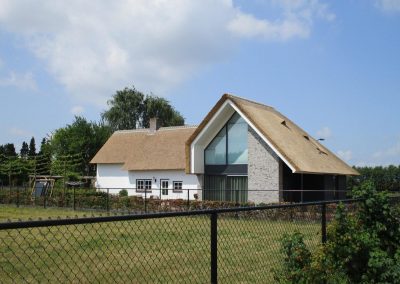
20 141 29 159
28 137 36 157
142 95 185 128
37 138 52 175
101 87 144 130
101 86 184 131
39 138 51 156
3 143 17 157
0 143 25 186
51 117 112 176
0 145 6 185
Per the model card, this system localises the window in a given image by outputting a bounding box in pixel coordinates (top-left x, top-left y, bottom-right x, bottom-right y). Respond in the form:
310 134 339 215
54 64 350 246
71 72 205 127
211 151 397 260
137 179 152 192
204 175 248 203
161 180 169 195
205 112 248 165
205 127 226 165
227 113 248 164
173 181 183 193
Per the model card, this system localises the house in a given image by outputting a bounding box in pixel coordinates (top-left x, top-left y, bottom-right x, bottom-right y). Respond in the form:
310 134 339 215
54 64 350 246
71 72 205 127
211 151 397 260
90 121 201 200
91 94 358 203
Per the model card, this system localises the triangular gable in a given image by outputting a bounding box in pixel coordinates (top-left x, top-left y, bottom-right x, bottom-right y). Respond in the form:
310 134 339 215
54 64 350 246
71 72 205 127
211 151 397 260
186 94 359 176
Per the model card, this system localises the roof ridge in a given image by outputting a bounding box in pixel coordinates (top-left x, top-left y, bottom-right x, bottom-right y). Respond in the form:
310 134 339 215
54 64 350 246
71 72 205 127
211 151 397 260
114 125 198 134
224 93 275 110
158 125 198 130
115 129 148 134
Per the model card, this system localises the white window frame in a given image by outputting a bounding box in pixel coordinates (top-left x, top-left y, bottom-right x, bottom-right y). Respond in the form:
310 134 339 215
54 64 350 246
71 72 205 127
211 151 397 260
173 181 183 193
137 179 152 193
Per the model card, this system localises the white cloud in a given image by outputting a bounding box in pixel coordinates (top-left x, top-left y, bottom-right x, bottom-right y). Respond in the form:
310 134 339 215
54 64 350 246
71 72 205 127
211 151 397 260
353 138 400 166
316 126 332 139
0 71 37 91
71 105 84 116
0 0 334 106
9 127 32 137
229 0 335 40
376 0 400 12
337 150 353 162
228 12 311 40
372 140 400 159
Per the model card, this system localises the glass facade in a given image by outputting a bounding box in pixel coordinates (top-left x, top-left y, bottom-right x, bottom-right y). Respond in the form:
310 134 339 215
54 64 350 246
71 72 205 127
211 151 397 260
227 113 248 164
205 112 248 165
204 112 249 202
204 128 226 165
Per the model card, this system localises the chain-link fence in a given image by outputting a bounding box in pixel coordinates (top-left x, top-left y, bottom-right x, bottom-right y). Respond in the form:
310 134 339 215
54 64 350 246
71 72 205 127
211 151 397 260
0 199 359 283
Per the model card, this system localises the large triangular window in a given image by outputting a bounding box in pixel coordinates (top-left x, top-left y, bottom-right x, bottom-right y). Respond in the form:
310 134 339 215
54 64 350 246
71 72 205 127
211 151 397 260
205 112 248 165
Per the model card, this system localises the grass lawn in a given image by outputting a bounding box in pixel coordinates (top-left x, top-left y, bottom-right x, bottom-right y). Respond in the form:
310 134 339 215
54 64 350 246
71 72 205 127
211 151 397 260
0 205 101 222
0 206 321 283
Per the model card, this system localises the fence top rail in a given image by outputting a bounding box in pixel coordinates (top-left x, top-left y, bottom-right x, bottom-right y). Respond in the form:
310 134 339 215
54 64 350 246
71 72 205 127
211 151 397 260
1 187 350 192
95 187 348 192
0 198 362 230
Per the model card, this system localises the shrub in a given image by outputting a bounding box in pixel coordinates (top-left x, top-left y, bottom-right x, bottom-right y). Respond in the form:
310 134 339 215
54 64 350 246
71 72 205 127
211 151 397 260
119 189 128 197
273 231 312 283
66 172 80 181
275 180 400 283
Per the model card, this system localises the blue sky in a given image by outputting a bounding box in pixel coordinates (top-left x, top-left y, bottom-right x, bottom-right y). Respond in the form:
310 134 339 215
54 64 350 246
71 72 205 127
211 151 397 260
0 0 399 166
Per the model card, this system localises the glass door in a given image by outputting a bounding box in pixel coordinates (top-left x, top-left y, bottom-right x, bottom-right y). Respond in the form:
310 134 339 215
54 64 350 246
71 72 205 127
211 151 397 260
160 180 169 196
204 175 248 203
204 175 226 201
227 176 248 203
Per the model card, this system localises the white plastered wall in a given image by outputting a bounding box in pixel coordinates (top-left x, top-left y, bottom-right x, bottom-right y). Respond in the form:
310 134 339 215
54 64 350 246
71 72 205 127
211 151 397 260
96 164 201 200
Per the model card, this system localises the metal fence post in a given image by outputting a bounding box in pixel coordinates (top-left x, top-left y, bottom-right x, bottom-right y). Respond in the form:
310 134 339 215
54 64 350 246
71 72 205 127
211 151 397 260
144 188 147 213
61 185 65 208
106 188 109 212
16 187 19 208
43 191 47 209
187 189 190 210
211 212 218 284
73 186 76 211
321 203 327 244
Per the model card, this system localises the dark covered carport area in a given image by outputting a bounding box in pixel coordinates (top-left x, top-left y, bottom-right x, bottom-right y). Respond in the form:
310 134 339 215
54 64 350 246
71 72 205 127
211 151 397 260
281 163 347 202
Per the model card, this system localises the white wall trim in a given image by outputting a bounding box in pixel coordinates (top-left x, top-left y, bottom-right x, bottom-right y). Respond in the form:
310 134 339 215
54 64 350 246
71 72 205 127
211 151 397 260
191 100 231 146
190 100 232 173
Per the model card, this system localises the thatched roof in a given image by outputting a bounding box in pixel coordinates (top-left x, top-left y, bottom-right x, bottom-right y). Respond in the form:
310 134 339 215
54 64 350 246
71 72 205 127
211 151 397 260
186 94 359 176
90 126 197 171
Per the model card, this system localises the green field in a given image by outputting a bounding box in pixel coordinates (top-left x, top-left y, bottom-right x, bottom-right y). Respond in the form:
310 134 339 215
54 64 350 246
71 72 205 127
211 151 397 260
0 206 321 283
0 205 101 222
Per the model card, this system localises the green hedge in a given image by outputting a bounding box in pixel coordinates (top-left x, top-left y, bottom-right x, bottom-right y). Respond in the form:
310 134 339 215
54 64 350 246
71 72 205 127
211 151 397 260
0 187 355 222
348 165 400 192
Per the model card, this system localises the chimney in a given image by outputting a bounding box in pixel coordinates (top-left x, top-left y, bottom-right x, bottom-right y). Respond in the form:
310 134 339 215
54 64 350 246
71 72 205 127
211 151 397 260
150 117 161 131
